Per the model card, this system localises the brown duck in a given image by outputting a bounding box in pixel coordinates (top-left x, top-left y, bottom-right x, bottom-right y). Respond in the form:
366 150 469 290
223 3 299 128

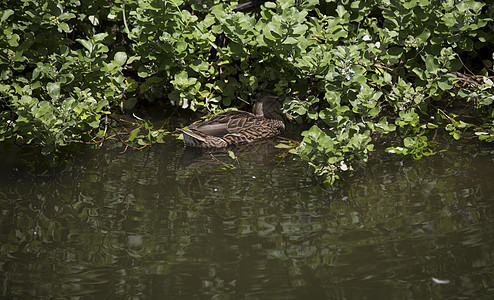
177 93 285 148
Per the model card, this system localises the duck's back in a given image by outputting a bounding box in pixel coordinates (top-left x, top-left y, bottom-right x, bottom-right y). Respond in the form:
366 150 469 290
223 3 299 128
190 110 258 136
221 118 284 145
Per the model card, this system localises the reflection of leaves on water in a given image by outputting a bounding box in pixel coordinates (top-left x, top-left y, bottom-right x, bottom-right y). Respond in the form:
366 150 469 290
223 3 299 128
1 138 494 298
177 138 289 170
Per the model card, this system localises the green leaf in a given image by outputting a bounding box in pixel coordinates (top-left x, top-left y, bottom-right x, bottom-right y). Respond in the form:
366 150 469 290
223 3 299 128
137 66 149 78
264 1 276 8
95 99 109 112
190 60 209 74
443 13 456 27
128 128 139 141
46 82 60 99
383 71 392 83
8 34 20 47
35 101 51 118
59 12 76 21
292 24 308 36
264 22 282 41
275 142 294 149
87 119 100 128
404 137 415 147
76 39 93 53
336 5 347 18
114 52 127 66
417 27 430 42
58 22 70 32
122 98 137 110
93 33 108 43
1 9 14 23
88 15 99 26
437 78 453 91
127 56 141 64
369 107 381 118
176 39 187 53
32 68 41 81
425 55 437 72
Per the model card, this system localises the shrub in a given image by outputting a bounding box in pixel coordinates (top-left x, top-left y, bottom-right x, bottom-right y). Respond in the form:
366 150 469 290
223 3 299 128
1 0 493 183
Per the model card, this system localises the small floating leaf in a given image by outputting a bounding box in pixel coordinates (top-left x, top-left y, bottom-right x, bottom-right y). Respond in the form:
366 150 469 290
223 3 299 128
431 277 450 284
275 142 293 149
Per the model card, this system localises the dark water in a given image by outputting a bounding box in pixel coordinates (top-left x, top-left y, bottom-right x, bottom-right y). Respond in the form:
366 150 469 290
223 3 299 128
1 137 494 299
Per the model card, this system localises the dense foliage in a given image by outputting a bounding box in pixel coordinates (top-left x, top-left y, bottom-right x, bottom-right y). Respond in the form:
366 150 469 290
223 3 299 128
1 0 493 183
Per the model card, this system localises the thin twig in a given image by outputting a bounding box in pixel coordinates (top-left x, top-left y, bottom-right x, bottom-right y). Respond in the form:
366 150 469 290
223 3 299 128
456 53 475 76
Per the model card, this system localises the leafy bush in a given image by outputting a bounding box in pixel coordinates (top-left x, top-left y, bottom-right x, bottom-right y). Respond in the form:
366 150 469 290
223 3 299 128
1 0 493 183
0 0 126 154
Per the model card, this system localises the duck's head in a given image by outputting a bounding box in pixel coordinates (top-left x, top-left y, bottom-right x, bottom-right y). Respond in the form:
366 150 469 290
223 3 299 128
253 92 283 120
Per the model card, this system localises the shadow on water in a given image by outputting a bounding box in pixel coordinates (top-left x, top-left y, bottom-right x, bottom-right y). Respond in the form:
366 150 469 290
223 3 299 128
1 136 494 299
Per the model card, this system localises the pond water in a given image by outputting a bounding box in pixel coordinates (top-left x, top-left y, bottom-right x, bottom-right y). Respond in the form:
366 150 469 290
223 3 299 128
1 135 494 299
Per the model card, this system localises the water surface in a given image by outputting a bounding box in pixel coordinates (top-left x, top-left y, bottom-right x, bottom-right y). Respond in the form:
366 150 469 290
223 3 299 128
1 137 494 299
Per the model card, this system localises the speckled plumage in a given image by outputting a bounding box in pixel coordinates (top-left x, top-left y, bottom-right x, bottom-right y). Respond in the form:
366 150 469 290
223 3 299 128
177 93 285 148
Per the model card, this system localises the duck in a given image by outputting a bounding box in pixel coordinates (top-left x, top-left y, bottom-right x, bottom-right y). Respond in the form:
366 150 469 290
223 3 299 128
177 93 285 148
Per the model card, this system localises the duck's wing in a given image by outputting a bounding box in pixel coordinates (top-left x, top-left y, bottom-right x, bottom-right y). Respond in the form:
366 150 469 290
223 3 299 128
188 123 230 137
177 128 228 148
190 110 257 137
222 118 284 145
